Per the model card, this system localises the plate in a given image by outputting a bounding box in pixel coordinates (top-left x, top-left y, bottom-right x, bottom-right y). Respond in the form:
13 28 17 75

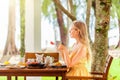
0 63 6 66
5 65 25 69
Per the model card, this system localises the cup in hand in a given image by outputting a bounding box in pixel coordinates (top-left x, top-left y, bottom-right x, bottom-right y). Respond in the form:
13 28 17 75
56 41 62 47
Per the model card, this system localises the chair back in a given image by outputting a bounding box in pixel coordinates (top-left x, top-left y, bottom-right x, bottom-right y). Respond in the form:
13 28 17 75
103 55 113 78
25 52 59 63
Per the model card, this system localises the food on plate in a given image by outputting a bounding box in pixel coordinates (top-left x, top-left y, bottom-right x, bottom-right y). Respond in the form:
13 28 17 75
18 62 27 66
53 62 62 66
50 61 67 68
5 65 25 69
4 61 10 65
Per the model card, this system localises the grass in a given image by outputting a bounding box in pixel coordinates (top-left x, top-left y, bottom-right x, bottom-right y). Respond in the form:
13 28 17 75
0 76 62 80
0 58 120 80
42 77 61 80
108 58 120 80
0 76 24 80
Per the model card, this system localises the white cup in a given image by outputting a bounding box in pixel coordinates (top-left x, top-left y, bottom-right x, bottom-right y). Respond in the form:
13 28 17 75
44 56 54 65
49 57 54 64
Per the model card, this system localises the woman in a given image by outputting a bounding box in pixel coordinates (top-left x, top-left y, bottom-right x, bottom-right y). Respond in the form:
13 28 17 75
58 20 91 77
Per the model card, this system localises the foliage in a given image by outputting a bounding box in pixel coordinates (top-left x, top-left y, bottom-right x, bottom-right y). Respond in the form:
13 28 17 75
41 0 85 24
42 0 52 16
41 0 56 23
111 0 120 19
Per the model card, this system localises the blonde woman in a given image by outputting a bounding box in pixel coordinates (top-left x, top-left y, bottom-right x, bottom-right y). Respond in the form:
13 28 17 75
58 20 91 77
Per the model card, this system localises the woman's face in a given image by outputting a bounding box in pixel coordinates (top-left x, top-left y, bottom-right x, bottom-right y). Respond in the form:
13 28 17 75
69 25 80 39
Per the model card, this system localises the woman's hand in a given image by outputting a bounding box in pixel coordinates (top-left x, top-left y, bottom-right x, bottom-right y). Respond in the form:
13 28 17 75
57 44 66 51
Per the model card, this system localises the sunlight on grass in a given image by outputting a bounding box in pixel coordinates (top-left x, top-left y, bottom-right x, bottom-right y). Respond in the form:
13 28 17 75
0 76 26 80
0 76 7 80
108 58 120 80
0 76 61 80
42 77 61 80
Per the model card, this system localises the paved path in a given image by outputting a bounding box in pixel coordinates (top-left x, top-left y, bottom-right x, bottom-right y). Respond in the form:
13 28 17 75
109 50 120 58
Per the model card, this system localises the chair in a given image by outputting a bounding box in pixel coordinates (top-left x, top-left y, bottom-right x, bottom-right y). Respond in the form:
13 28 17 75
66 55 113 80
15 52 59 80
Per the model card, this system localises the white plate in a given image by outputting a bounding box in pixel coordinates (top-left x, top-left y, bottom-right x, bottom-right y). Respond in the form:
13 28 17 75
5 65 25 69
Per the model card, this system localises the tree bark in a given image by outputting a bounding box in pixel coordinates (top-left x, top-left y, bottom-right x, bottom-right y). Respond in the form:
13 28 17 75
53 0 76 21
92 0 111 72
53 0 67 45
68 0 74 14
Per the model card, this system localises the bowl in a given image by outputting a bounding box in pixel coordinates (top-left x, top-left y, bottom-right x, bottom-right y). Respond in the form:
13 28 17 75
38 63 45 68
28 62 39 67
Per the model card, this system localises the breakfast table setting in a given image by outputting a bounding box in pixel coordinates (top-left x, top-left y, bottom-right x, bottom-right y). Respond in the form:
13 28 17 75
0 52 67 80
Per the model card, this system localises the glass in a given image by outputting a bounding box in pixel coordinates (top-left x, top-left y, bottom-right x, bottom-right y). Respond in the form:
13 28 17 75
56 41 62 47
41 40 48 53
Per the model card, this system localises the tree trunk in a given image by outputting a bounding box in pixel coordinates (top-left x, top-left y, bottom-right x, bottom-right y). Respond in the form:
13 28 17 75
0 0 18 62
91 0 111 72
53 0 67 45
20 0 25 57
53 0 76 21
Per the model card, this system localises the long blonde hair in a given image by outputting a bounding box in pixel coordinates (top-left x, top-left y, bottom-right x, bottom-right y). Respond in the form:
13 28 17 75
72 20 91 62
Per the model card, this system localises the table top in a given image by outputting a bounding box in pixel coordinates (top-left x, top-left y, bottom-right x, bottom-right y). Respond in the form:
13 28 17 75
0 67 67 76
0 67 67 71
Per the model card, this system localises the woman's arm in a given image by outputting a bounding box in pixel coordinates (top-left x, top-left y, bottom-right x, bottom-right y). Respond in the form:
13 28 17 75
58 44 87 67
62 48 71 67
70 46 87 66
58 44 71 67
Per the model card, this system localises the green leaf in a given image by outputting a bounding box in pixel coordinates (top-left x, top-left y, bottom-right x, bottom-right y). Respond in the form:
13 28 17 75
41 0 52 16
